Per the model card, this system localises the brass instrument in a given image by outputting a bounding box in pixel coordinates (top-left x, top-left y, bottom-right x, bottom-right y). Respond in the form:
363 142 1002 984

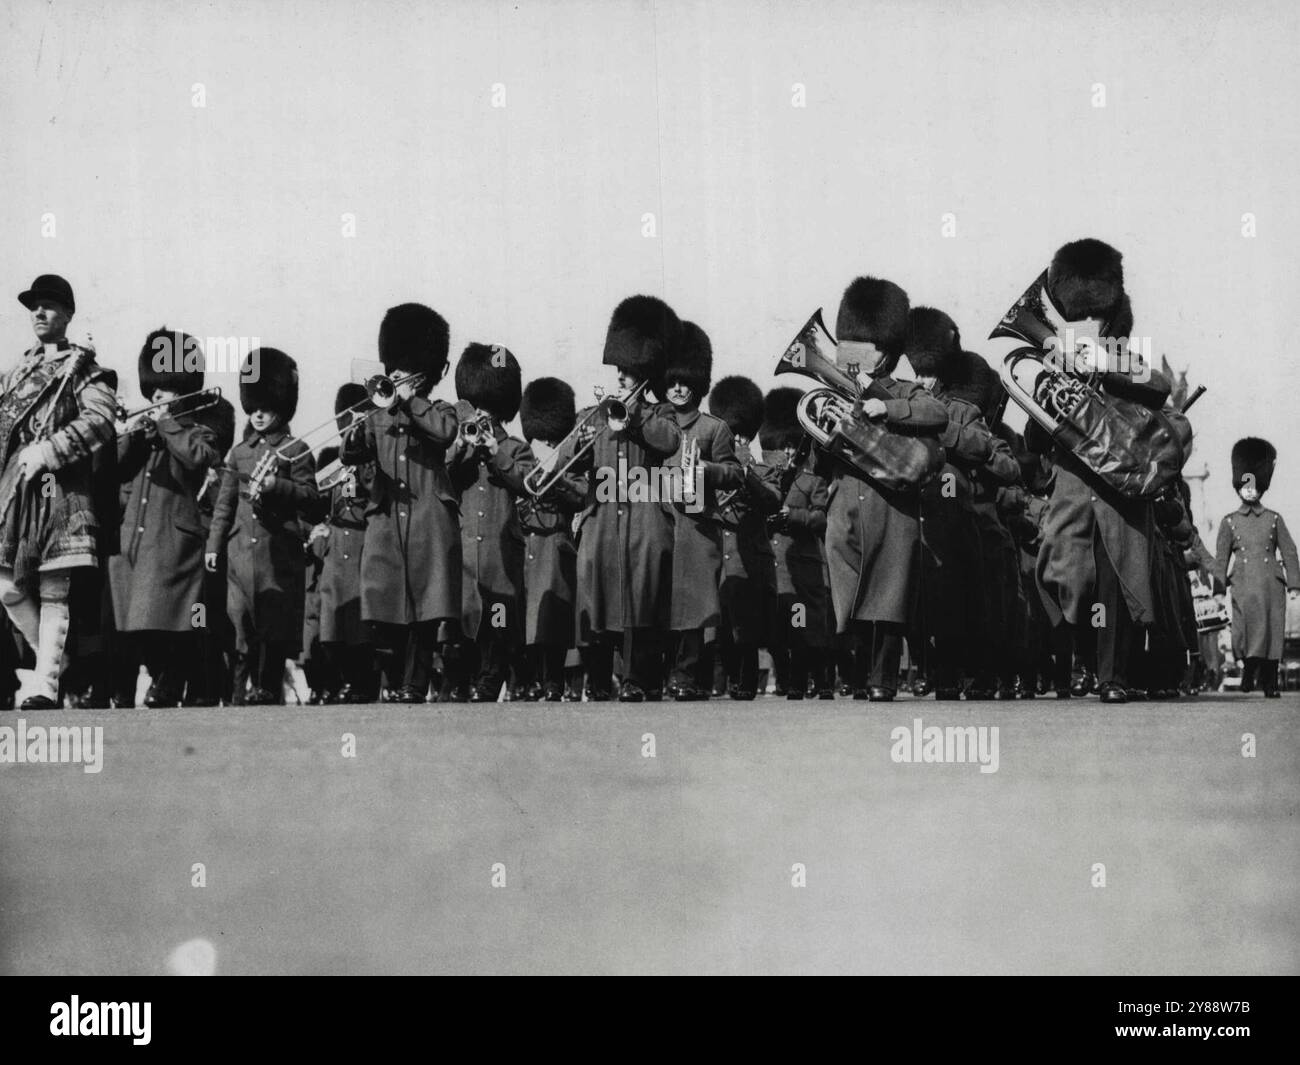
115 386 223 437
365 369 428 409
991 272 1188 499
522 380 649 498
775 309 943 491
314 456 356 493
458 408 495 446
679 436 701 507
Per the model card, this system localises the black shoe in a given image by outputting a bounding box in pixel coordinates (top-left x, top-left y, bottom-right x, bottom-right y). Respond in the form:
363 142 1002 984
729 687 756 701
1018 687 1037 700
965 688 995 701
786 690 805 701
398 686 426 703
470 685 499 703
586 688 612 702
182 696 219 708
772 685 787 697
618 683 645 703
996 686 1018 700
20 695 59 710
669 685 699 702
934 688 962 701
817 688 834 700
1054 687 1071 699
66 692 109 710
911 678 933 697
837 684 854 698
1098 682 1128 704
1264 690 1280 699
852 688 870 700
1070 669 1096 698
143 684 181 709
1126 687 1148 701
542 683 563 702
868 687 895 702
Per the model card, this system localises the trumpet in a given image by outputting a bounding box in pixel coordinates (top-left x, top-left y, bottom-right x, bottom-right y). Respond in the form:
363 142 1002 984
522 379 648 497
458 408 495 445
115 386 223 436
365 369 427 409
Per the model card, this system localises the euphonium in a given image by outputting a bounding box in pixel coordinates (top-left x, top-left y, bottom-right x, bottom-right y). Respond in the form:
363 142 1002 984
990 272 1188 499
775 309 943 491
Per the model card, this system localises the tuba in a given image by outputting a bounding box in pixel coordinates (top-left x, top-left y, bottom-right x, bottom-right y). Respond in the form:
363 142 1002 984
991 271 1189 499
775 310 943 491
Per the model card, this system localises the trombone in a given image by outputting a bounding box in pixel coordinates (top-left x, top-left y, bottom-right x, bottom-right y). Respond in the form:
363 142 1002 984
522 380 648 498
115 386 223 437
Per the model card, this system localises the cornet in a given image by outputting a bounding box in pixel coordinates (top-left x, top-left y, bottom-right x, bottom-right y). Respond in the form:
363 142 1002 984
458 410 495 446
522 379 649 498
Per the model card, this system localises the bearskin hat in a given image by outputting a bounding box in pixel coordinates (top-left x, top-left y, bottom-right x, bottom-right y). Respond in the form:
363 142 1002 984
520 377 576 444
760 386 804 452
195 394 236 456
943 351 1004 421
835 276 910 358
663 320 713 397
1048 238 1124 321
455 343 522 423
378 303 450 390
239 347 298 422
335 382 367 415
138 327 205 400
709 375 764 440
1231 437 1277 495
905 307 961 377
602 295 683 381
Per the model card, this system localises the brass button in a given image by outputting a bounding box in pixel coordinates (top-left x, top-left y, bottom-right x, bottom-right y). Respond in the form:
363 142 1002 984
250 537 258 544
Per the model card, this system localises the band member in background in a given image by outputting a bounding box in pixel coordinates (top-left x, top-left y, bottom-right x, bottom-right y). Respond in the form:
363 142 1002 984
763 388 832 700
446 344 534 702
193 395 238 705
818 277 948 701
342 303 459 704
301 450 333 703
0 275 118 710
664 323 742 700
708 375 779 700
1024 239 1179 703
573 295 684 702
903 309 994 700
950 353 1023 699
204 347 318 705
312 384 378 704
1005 437 1055 696
110 328 223 707
516 377 585 701
1216 438 1299 697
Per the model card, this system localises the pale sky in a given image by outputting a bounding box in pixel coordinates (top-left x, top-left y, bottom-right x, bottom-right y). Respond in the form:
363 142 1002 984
3 0 1298 534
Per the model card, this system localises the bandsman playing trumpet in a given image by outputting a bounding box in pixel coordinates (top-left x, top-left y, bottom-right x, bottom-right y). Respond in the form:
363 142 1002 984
204 347 318 705
110 329 229 707
445 343 536 702
571 295 684 702
341 303 460 703
663 322 743 700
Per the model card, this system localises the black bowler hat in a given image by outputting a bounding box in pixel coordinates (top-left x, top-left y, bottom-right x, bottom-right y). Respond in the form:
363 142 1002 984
18 274 75 315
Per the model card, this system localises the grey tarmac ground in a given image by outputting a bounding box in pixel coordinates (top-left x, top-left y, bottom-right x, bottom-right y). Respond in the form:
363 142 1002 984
1 692 1297 975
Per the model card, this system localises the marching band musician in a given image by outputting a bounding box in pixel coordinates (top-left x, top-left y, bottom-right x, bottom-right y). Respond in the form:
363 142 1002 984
301 447 334 703
515 377 585 702
0 275 118 710
950 355 1023 699
572 296 684 702
664 323 743 700
193 394 239 706
204 347 318 705
818 277 949 702
340 303 460 704
310 384 379 704
1145 477 1202 698
708 375 780 700
1005 437 1056 697
903 309 995 701
1024 239 1183 704
110 329 225 707
1216 438 1300 698
446 344 535 702
763 388 832 701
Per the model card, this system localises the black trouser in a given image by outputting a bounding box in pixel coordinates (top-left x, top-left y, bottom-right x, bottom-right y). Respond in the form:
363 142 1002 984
1093 543 1137 688
584 628 664 695
517 645 567 691
1242 657 1278 694
232 639 292 703
371 621 439 696
671 629 713 690
451 632 515 698
849 621 904 692
719 642 758 693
